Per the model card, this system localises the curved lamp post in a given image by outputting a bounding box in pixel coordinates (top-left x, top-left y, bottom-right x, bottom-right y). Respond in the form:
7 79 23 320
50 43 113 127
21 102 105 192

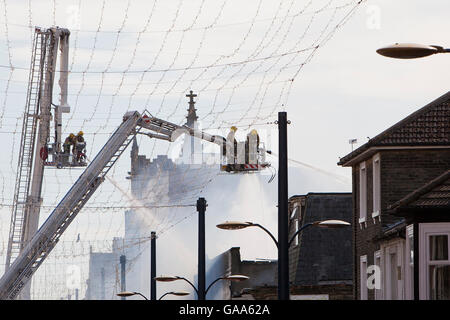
116 291 149 300
376 43 450 59
205 275 249 296
217 219 349 300
158 291 190 300
216 219 350 249
154 274 249 299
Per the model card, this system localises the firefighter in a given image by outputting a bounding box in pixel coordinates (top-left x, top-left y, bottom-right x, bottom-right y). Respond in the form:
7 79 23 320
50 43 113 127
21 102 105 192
245 129 260 164
63 133 75 154
75 131 85 144
226 126 238 164
73 131 86 162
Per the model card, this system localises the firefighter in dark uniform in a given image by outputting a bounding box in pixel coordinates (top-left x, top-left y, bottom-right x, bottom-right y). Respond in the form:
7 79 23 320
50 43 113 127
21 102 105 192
73 131 86 163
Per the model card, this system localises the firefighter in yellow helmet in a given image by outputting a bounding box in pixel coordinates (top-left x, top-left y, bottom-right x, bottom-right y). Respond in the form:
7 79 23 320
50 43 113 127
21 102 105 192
76 131 84 142
226 126 238 164
245 129 260 164
73 131 85 154
63 133 75 154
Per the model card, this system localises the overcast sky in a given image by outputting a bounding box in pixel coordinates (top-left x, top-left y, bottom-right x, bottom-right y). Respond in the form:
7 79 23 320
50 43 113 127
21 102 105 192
288 0 450 181
1 0 449 192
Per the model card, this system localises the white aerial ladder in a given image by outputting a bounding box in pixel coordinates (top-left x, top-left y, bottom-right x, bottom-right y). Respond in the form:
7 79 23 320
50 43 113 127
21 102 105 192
5 26 71 302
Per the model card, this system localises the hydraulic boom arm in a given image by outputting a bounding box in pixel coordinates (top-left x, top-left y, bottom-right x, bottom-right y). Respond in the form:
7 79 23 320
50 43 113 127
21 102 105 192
0 111 268 299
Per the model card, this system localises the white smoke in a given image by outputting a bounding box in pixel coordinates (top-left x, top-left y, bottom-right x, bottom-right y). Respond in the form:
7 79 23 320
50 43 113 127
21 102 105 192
122 157 349 299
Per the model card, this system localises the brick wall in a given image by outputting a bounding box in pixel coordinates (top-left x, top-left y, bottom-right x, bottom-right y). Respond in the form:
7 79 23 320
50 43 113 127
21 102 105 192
380 149 450 227
353 157 381 300
353 148 450 300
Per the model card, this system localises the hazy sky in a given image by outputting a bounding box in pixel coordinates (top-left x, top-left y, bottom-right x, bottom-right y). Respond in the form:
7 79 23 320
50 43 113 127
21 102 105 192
288 0 450 181
1 0 449 194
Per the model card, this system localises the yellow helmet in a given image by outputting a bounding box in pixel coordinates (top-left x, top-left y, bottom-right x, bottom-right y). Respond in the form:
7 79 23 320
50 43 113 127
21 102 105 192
69 133 75 138
250 129 258 135
230 126 237 132
78 131 84 136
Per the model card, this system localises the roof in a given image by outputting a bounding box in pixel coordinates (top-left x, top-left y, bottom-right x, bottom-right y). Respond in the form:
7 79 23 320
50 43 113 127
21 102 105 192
292 193 352 285
388 170 450 213
373 219 406 242
338 91 450 166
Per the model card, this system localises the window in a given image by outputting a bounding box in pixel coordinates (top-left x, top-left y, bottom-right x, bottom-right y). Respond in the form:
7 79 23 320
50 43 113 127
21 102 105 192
374 251 382 300
429 235 450 299
372 154 381 221
359 162 367 225
360 255 368 300
419 223 450 300
294 219 299 246
405 225 414 300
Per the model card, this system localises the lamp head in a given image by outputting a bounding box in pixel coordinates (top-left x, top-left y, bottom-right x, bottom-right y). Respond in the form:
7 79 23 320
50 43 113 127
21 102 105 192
154 275 180 282
376 43 443 59
315 219 350 229
216 221 253 230
223 275 250 282
116 291 136 297
170 291 190 296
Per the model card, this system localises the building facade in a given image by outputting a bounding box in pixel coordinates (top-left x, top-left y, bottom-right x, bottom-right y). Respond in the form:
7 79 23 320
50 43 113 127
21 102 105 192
338 91 450 300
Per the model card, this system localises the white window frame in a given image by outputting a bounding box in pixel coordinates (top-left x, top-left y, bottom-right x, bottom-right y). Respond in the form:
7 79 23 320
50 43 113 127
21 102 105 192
294 218 299 246
360 255 368 300
419 223 450 300
405 225 414 300
372 154 381 222
359 162 367 227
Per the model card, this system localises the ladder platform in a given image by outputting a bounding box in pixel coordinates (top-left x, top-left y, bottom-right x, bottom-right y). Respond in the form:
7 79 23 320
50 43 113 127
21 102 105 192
220 163 270 173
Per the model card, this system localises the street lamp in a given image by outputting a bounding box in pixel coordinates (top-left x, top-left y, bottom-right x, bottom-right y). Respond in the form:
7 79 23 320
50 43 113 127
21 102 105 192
158 291 190 300
116 291 149 300
217 219 350 248
154 274 249 299
217 218 350 299
376 43 450 59
216 221 278 247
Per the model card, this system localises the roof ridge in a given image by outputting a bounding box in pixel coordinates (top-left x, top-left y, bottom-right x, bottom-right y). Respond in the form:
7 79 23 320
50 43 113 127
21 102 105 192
370 91 450 146
338 91 450 166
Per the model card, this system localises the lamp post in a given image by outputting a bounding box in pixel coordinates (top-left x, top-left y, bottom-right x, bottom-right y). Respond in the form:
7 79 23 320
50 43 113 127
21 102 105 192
376 43 450 59
150 231 156 300
217 220 350 249
119 255 126 300
197 197 207 300
216 219 350 299
154 274 249 299
277 111 289 300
